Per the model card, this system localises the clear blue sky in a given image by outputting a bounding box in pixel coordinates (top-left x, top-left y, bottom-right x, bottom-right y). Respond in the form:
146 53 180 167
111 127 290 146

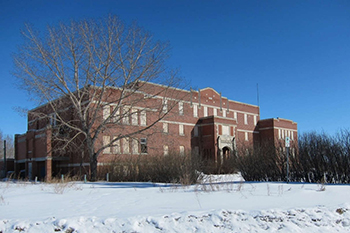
1 0 350 137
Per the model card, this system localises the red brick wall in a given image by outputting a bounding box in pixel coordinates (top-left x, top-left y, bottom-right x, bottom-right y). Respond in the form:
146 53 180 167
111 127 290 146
16 82 297 176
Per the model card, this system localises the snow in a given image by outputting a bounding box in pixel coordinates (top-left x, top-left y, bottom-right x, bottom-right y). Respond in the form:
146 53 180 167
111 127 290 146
1 174 350 232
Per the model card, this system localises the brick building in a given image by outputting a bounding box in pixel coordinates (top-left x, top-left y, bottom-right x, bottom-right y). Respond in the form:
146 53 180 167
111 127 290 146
14 82 297 180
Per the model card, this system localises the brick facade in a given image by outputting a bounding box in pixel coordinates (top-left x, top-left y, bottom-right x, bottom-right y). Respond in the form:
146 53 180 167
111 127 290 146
14 82 297 180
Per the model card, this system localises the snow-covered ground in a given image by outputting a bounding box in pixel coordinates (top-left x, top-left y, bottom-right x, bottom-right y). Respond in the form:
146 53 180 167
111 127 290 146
1 174 350 232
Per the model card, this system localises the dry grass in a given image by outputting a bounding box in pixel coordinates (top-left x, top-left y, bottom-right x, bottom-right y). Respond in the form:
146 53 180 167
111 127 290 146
46 175 83 194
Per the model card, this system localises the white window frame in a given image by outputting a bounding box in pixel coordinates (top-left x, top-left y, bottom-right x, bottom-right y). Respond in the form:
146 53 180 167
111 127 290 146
222 125 229 135
179 124 184 136
213 108 217 116
244 114 248 125
278 129 281 139
140 110 147 126
112 107 120 123
193 104 198 117
123 107 129 125
131 108 138 126
103 136 111 154
103 106 110 121
163 123 168 133
123 137 130 154
179 102 184 116
245 132 248 141
132 138 138 154
163 145 169 156
50 113 57 127
113 137 121 154
179 146 185 156
254 115 257 125
204 106 208 117
163 99 168 113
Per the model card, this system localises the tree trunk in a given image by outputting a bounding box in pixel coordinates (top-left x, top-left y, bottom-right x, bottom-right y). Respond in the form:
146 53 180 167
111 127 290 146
90 153 98 181
86 137 98 181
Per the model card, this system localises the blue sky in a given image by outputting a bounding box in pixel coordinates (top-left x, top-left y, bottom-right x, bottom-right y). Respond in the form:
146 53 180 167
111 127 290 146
1 0 350 137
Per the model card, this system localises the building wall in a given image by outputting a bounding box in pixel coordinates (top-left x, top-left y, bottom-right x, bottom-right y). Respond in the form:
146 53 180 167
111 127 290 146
15 82 297 179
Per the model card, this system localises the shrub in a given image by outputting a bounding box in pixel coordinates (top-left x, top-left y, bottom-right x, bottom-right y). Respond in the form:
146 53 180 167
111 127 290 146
235 129 350 183
97 151 202 184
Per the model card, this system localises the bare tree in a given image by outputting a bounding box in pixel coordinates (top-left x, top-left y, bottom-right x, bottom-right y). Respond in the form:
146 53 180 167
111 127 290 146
13 15 185 181
0 130 14 160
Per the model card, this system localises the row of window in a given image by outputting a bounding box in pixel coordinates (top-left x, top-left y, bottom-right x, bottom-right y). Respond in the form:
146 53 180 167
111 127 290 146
103 103 258 128
193 104 257 125
279 147 296 156
162 122 242 139
162 122 201 137
163 145 185 156
103 136 187 156
278 129 295 140
165 99 253 122
103 136 148 155
163 123 185 136
103 106 147 126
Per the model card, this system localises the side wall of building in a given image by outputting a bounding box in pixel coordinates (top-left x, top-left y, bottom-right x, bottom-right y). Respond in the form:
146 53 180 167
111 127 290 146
15 82 297 179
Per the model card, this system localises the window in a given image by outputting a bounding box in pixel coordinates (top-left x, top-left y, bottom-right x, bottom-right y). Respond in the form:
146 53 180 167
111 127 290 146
103 106 110 121
140 138 147 154
131 108 138 125
291 131 294 140
113 137 120 154
244 114 248 125
213 108 217 116
163 99 168 113
222 125 229 135
254 115 257 125
123 137 129 154
179 146 185 156
194 126 198 137
234 112 237 119
204 106 208 117
193 104 198 117
278 129 281 139
132 138 138 154
103 136 111 154
179 102 184 115
112 107 120 123
245 132 248 141
179 124 184 136
223 109 226 118
163 145 169 156
49 113 57 127
140 110 147 126
123 107 129 125
163 123 168 133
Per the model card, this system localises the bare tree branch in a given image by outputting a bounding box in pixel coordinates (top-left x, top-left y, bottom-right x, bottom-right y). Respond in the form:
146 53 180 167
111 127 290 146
13 15 186 181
